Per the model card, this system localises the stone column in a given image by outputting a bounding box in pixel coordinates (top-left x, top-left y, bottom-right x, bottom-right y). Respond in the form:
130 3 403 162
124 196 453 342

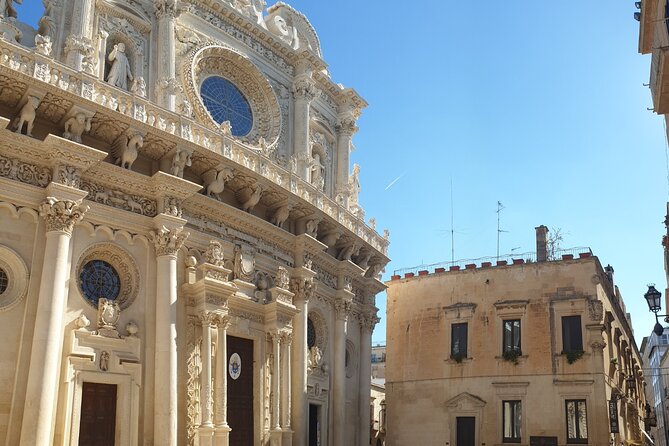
333 296 352 446
334 111 358 198
64 0 95 71
150 226 188 446
290 276 315 446
214 315 231 446
358 313 378 446
20 197 88 446
281 332 293 429
199 312 215 445
272 333 282 429
154 0 179 110
292 68 318 181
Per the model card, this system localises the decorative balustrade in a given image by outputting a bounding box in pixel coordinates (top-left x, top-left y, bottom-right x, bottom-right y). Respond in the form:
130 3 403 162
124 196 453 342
0 38 389 255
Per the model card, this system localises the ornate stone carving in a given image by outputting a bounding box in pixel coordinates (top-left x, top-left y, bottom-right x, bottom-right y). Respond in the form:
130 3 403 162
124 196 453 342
266 13 299 49
81 181 157 216
241 184 263 212
111 131 144 169
270 203 291 227
361 312 380 332
149 226 189 257
347 164 363 218
307 346 323 371
64 34 95 73
96 298 121 338
62 113 92 143
56 164 81 188
254 271 271 302
343 276 353 292
203 240 225 266
170 147 192 178
154 0 179 19
292 76 318 102
337 242 360 262
290 276 315 302
0 155 51 187
204 167 234 200
162 196 182 217
35 34 52 56
305 219 319 238
125 321 139 337
233 244 255 281
99 351 110 371
275 266 290 289
39 197 89 235
185 316 202 445
312 264 336 289
12 95 41 136
590 340 607 351
131 76 146 97
206 294 229 308
587 299 604 323
334 298 352 320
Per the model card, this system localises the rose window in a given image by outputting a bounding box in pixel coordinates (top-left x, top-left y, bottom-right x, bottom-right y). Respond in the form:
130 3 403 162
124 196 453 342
0 268 7 295
80 260 121 305
200 76 253 137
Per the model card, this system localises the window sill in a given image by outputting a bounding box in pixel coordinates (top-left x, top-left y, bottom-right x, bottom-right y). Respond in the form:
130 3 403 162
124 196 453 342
445 357 472 365
495 355 528 364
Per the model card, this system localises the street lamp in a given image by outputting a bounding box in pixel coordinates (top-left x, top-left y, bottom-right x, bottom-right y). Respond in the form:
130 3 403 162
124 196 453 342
643 284 666 336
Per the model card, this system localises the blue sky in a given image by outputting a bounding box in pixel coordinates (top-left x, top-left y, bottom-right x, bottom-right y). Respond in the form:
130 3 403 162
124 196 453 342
16 1 669 345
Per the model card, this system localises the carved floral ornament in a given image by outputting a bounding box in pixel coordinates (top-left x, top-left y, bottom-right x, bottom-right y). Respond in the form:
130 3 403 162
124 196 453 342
76 243 140 310
39 197 89 235
149 226 189 257
184 45 282 145
290 276 315 301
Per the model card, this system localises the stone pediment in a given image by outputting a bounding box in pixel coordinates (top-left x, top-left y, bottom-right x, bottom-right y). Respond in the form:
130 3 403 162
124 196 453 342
445 392 486 409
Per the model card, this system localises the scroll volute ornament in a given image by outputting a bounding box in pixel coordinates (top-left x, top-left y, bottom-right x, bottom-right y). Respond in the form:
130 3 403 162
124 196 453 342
39 197 89 235
149 226 189 257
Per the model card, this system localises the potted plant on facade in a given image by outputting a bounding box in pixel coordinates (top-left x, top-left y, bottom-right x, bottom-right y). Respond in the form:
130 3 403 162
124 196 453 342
502 348 522 365
563 349 584 364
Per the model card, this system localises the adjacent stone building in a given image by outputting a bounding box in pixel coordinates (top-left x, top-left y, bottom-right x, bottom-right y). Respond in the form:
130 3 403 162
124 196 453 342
0 1 389 445
640 329 669 446
385 227 647 446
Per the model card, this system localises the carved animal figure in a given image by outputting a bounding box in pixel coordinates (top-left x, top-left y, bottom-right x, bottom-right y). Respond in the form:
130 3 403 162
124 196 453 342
271 204 291 227
241 185 263 212
306 219 318 238
170 148 192 178
126 197 143 214
205 167 234 199
112 132 143 169
338 243 359 261
94 190 110 204
62 113 91 143
12 96 40 136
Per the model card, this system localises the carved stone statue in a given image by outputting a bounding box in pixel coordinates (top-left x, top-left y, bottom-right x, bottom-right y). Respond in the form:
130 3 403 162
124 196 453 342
233 244 255 282
310 153 325 190
348 163 363 216
271 203 291 227
112 132 143 169
254 272 270 302
97 298 121 338
241 185 263 212
131 77 146 97
305 219 318 238
106 43 133 90
266 14 299 49
99 351 110 371
170 147 192 178
203 240 225 267
204 167 234 200
34 34 52 56
12 96 40 136
220 120 232 135
275 266 290 290
308 346 322 371
62 113 91 143
0 0 21 20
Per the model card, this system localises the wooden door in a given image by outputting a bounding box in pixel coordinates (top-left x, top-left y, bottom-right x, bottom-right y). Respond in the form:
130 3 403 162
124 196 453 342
456 417 475 446
228 335 254 446
79 382 117 446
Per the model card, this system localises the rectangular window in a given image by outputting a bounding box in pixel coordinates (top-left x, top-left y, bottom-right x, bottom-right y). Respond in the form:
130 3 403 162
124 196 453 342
566 400 588 444
562 316 583 353
503 400 521 443
503 320 521 354
451 323 468 358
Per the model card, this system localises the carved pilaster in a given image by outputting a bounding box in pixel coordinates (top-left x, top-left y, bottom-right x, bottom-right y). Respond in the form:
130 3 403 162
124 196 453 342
149 226 188 257
39 196 89 235
290 276 315 303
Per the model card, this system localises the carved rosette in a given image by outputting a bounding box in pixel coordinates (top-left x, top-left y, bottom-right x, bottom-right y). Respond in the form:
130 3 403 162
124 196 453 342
39 196 89 235
149 226 189 257
334 298 352 321
203 240 225 266
290 276 315 303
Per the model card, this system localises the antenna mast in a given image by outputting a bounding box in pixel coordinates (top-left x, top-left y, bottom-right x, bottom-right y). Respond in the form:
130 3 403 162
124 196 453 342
450 179 455 263
496 201 505 260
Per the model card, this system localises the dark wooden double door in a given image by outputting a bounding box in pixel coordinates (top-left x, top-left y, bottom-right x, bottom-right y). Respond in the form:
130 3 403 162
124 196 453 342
457 417 475 446
79 382 117 446
228 335 254 446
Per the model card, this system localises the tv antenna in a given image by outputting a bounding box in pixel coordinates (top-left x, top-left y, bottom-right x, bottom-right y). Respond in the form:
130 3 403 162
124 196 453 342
496 201 508 260
450 179 455 262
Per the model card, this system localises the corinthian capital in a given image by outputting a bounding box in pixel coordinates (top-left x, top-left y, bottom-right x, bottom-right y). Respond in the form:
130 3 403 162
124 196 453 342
39 196 89 235
292 76 319 102
154 0 179 19
335 113 358 137
362 313 380 332
290 276 315 302
149 226 189 257
334 297 352 321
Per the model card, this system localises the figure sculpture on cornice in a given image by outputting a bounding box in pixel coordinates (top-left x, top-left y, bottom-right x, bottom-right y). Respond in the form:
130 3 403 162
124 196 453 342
0 0 20 20
106 43 133 90
310 153 325 191
131 77 146 97
63 113 91 143
348 164 363 217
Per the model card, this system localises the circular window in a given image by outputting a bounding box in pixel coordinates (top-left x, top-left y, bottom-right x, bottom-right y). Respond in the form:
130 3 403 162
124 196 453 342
80 260 121 305
307 317 316 349
200 76 253 136
0 268 7 295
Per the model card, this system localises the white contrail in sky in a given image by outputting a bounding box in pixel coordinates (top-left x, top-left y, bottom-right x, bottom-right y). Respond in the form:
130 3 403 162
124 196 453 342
384 173 405 191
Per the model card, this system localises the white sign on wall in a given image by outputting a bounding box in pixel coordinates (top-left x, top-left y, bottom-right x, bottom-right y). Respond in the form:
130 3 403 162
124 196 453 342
229 353 241 380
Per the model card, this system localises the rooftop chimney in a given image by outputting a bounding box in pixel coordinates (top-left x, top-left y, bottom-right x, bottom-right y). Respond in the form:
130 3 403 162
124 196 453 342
536 225 549 262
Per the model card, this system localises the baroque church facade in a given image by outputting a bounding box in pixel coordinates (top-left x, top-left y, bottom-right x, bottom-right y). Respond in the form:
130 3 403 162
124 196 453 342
0 1 389 445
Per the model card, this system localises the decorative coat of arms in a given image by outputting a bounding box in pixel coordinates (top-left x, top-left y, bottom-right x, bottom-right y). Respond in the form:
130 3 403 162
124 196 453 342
97 298 121 338
233 244 256 282
229 353 242 380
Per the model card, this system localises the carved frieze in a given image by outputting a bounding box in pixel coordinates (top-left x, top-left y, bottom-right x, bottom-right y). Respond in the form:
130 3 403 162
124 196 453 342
0 154 51 187
81 181 157 216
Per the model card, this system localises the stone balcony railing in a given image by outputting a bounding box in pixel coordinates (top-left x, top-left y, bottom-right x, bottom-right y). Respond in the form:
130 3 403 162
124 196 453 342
0 37 388 256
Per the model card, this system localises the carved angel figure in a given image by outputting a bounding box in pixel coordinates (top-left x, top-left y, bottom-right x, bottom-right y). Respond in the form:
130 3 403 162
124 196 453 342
241 185 263 212
62 113 91 143
170 148 192 178
12 96 40 136
34 33 52 56
131 77 146 97
308 346 322 370
106 43 133 90
310 153 325 190
112 132 143 169
205 167 234 200
0 0 21 19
